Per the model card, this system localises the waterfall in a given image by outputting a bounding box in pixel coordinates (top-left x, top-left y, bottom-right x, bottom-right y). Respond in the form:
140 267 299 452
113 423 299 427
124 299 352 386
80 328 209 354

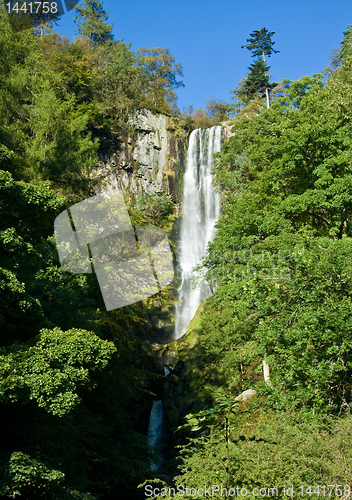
147 400 164 470
174 126 222 340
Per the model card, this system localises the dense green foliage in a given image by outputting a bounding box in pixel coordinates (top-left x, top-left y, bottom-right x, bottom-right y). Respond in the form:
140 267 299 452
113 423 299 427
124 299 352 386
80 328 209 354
0 168 158 498
181 98 234 129
143 405 352 499
234 58 277 105
137 47 184 114
3 2 352 495
0 7 185 498
0 15 98 193
157 24 352 494
241 27 280 59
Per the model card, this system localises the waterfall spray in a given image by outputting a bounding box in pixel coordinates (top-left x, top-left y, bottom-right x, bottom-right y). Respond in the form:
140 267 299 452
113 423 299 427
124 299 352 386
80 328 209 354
174 126 222 340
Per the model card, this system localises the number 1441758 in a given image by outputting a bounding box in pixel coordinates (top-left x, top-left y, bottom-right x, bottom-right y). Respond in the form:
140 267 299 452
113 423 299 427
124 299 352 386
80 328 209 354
5 2 58 14
298 485 351 497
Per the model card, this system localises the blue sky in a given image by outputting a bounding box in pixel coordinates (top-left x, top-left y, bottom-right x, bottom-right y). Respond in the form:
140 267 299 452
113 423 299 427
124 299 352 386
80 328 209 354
55 0 352 111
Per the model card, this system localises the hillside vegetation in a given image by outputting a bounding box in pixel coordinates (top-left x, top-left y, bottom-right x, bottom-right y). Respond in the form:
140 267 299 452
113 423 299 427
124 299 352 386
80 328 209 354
153 25 352 498
0 5 181 497
2 2 352 497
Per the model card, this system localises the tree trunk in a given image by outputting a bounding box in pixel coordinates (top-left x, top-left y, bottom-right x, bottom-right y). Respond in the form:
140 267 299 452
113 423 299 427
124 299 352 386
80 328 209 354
262 52 270 109
263 358 271 384
265 88 270 109
260 317 271 384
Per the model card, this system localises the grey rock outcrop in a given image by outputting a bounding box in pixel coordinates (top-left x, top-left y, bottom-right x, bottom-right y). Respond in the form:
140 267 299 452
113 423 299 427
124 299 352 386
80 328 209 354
234 389 256 402
95 109 188 202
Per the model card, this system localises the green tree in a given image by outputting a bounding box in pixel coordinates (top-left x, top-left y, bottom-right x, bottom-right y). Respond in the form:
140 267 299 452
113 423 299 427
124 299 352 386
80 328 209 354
0 327 117 416
337 24 352 64
0 13 98 193
205 63 352 414
0 170 155 498
242 27 279 108
138 47 184 114
148 409 352 499
240 59 276 103
74 0 113 46
32 8 61 39
39 34 98 104
181 98 233 129
205 97 233 124
93 41 148 126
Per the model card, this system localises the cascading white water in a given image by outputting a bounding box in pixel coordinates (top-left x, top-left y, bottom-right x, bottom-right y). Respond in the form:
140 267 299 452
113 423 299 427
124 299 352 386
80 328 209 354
174 126 222 340
146 127 221 468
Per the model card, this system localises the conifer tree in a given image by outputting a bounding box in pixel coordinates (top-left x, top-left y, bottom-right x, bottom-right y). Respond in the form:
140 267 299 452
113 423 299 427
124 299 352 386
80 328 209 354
240 59 272 102
74 0 113 46
338 24 352 65
242 27 279 108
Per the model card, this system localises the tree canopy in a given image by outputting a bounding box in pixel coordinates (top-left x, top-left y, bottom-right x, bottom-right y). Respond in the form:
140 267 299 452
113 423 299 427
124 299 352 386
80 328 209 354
0 9 179 498
3 1 352 496
241 27 280 60
138 47 185 114
154 22 352 496
73 0 114 46
238 27 280 109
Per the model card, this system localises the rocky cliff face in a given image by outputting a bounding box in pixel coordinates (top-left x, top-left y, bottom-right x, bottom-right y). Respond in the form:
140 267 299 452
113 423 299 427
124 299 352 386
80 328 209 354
96 109 188 202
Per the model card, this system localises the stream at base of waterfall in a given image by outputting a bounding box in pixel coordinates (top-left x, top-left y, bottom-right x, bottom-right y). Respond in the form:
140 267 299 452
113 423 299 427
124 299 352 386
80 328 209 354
147 126 222 470
147 400 164 470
